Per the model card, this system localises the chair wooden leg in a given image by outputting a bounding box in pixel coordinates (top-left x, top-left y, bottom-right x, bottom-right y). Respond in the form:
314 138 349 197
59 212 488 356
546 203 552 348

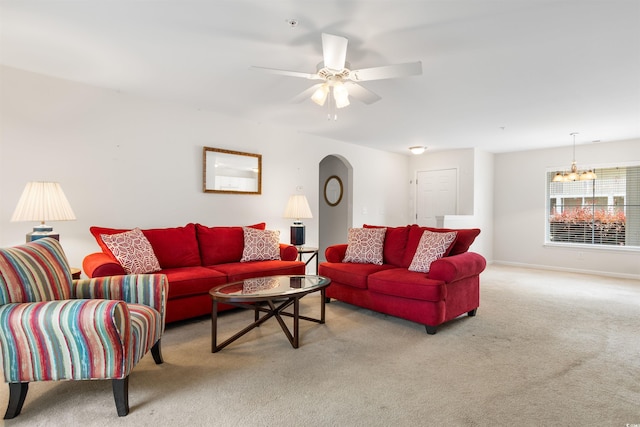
112 377 129 417
4 382 29 419
151 340 163 364
425 325 437 335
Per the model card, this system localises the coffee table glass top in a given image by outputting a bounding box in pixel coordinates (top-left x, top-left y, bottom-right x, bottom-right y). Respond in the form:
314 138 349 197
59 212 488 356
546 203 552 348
211 275 330 300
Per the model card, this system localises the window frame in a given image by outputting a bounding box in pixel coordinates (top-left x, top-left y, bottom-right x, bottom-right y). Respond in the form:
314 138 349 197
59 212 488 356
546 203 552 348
544 160 640 252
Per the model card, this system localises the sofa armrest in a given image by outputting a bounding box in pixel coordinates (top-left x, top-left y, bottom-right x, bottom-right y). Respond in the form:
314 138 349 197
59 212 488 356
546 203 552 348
83 252 126 278
279 244 299 261
325 244 348 263
428 252 487 283
72 274 169 328
0 299 130 382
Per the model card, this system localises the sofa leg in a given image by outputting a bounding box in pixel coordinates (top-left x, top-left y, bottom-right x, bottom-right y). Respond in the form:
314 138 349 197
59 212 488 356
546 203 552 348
425 325 437 335
113 377 129 417
151 340 163 364
4 382 29 419
468 308 477 317
324 297 331 303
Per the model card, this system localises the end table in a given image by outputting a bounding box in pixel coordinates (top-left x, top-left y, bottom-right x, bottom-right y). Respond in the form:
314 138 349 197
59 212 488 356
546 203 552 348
296 247 319 274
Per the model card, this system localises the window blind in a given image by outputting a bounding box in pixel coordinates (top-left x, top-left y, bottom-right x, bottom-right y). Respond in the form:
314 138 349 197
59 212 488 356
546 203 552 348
547 165 640 247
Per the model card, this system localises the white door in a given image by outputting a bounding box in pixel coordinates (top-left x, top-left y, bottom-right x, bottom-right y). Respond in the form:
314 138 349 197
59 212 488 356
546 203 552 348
416 169 458 226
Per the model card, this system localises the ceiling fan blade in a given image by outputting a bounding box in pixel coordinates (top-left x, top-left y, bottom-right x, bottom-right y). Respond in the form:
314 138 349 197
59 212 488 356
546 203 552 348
291 84 324 103
322 33 348 71
344 82 381 105
250 66 319 80
349 61 423 82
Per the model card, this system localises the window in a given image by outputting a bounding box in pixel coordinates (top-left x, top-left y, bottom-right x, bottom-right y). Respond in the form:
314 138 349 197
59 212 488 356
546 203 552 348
546 165 640 248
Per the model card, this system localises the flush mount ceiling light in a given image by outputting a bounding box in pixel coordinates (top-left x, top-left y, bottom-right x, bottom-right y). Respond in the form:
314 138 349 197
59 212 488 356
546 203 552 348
552 133 597 182
409 146 426 155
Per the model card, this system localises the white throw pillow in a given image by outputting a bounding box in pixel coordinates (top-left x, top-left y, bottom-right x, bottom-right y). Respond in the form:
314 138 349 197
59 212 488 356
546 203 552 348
241 227 281 262
100 228 161 274
408 230 457 273
343 227 387 265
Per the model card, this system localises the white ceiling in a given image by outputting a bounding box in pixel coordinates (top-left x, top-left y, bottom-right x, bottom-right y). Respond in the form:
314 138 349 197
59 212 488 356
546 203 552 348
2 1 639 155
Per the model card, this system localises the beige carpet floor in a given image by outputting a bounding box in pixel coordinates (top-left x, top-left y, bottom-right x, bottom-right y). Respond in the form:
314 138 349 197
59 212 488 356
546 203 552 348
1 265 639 427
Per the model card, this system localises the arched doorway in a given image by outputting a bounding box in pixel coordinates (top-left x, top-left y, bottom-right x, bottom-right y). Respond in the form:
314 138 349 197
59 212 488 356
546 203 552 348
319 155 352 261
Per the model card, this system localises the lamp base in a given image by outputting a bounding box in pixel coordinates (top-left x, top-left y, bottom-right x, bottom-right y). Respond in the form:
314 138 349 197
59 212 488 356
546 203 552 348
290 223 305 247
27 224 59 242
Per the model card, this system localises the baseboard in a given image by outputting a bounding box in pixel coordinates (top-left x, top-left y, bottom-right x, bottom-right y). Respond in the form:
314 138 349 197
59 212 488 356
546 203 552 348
491 260 640 281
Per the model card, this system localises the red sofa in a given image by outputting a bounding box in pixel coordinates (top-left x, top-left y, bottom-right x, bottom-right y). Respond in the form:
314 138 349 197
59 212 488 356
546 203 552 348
318 224 486 334
83 223 305 323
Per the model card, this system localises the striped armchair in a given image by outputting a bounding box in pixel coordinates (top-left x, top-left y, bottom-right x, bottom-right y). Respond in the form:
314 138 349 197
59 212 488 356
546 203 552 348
0 237 168 418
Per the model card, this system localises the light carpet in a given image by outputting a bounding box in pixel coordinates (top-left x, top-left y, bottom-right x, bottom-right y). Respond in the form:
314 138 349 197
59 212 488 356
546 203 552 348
1 265 639 427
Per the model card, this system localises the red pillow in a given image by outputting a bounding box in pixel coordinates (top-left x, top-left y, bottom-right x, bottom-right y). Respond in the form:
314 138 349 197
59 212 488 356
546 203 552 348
363 224 410 266
403 225 480 264
196 223 266 265
423 226 480 256
90 224 202 268
90 226 129 258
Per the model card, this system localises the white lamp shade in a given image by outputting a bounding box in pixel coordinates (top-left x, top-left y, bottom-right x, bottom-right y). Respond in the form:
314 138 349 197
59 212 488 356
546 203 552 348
311 85 329 106
333 83 350 109
11 182 76 223
283 194 313 220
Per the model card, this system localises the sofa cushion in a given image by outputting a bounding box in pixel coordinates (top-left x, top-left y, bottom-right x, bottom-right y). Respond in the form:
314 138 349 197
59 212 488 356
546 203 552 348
403 225 481 265
100 228 161 274
90 224 201 269
241 227 281 262
90 226 128 257
160 266 227 299
408 230 458 273
424 226 480 256
141 223 201 268
343 227 386 265
196 223 265 265
368 269 447 302
363 224 410 267
318 261 395 289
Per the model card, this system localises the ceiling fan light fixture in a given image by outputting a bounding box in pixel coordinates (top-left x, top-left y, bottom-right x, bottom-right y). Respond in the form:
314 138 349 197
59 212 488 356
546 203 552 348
332 82 350 108
311 84 329 106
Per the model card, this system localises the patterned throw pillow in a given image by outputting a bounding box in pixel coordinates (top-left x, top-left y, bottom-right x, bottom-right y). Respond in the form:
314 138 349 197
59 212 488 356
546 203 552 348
343 227 387 265
100 228 161 274
408 230 458 273
240 227 281 262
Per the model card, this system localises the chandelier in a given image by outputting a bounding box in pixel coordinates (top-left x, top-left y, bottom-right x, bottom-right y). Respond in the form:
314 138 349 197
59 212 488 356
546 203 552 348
552 133 597 182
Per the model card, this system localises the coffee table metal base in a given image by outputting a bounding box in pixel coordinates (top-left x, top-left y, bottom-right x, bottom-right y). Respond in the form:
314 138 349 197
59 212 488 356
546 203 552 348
211 288 326 352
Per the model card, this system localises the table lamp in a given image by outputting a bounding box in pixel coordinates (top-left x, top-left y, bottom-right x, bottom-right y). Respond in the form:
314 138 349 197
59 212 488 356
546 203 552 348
11 182 76 242
283 194 313 247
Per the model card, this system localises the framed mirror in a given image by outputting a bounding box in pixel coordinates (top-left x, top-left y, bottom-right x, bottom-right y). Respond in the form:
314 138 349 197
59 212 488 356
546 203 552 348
203 147 262 194
324 175 343 206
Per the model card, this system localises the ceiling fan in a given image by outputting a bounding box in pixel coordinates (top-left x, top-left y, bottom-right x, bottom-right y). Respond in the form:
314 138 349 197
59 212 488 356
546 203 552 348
251 33 422 113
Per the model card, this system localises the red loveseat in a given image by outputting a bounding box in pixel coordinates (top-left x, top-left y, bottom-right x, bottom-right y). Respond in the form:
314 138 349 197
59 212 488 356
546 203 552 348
83 223 305 323
318 224 486 334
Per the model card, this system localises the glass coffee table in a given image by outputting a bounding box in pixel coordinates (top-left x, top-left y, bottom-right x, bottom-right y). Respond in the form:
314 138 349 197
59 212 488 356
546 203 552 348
209 275 331 352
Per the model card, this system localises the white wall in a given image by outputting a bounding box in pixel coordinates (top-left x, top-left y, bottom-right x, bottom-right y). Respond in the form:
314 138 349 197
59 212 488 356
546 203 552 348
3 66 637 279
408 148 494 261
493 139 640 278
0 66 411 271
